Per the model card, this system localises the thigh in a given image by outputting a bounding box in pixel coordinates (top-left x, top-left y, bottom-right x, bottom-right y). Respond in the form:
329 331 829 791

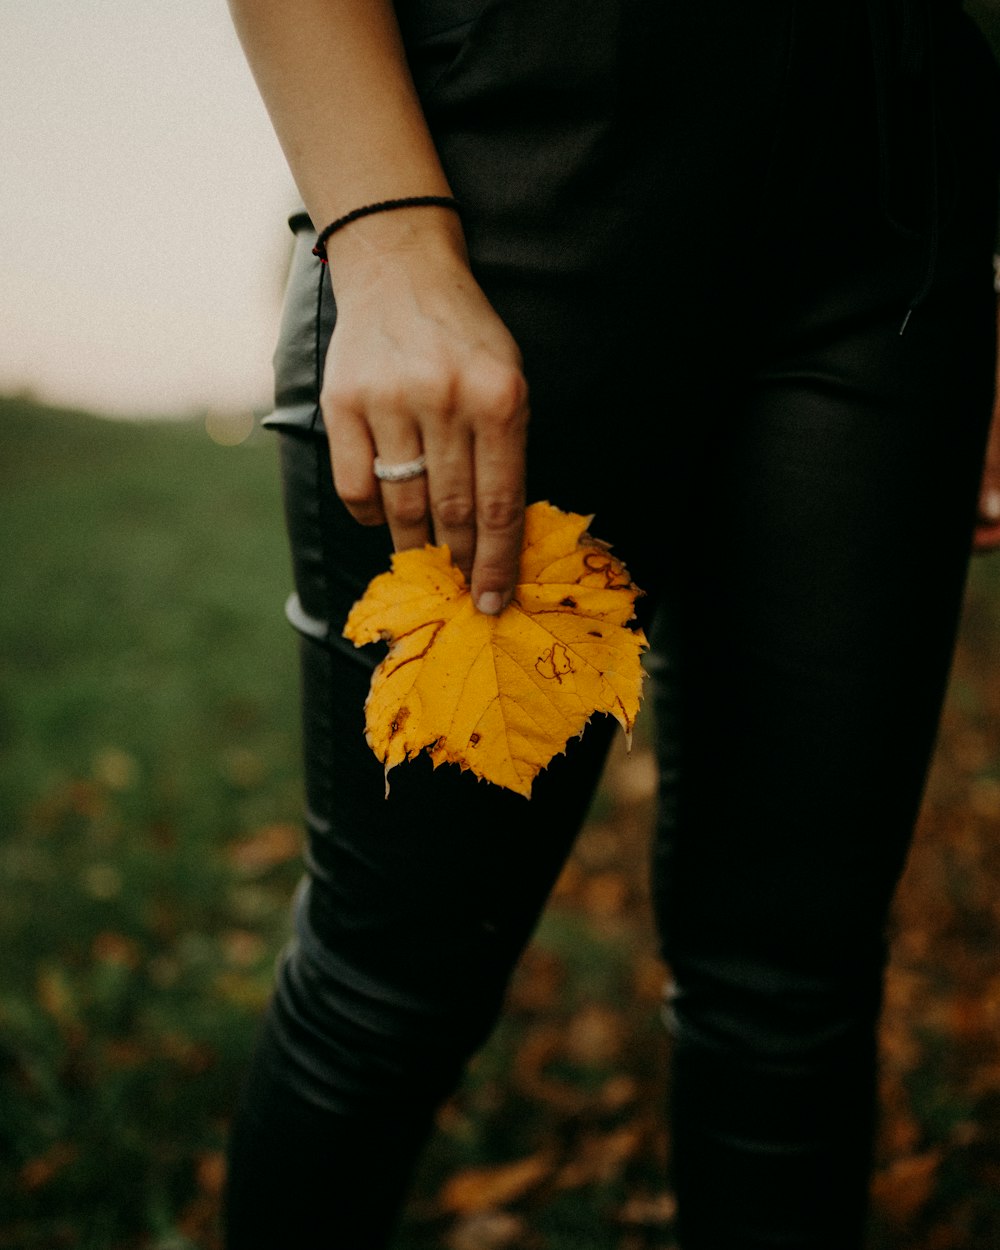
649 324 997 1060
657 296 992 956
649 0 1000 1020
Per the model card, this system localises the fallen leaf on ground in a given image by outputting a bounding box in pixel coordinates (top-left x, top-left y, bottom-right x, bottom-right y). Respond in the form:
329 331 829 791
447 1211 527 1250
870 1147 943 1223
438 1153 554 1215
344 501 648 797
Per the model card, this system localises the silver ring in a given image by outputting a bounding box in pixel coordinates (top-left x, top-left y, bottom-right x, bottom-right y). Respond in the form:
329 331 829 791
373 454 427 483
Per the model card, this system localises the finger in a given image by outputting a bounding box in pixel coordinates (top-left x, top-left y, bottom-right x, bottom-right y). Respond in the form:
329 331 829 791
423 430 476 582
374 438 433 553
469 393 530 615
323 395 385 527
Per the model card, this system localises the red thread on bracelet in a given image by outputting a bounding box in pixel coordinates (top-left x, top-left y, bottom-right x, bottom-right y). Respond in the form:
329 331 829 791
311 196 463 263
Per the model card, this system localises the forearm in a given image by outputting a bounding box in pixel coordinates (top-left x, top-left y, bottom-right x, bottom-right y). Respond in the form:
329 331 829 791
225 0 464 272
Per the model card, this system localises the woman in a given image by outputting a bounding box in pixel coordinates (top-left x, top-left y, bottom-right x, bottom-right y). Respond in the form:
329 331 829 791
221 1 1000 1246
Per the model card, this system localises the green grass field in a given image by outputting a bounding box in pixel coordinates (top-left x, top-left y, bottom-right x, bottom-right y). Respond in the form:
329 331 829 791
2 394 1000 1250
0 396 306 1249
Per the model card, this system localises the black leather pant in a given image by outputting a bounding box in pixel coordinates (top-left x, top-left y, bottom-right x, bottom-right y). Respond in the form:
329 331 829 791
222 2 1000 1246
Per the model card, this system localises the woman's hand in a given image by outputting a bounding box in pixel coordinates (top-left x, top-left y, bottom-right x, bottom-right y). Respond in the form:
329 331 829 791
973 297 1000 554
321 213 530 615
225 0 529 612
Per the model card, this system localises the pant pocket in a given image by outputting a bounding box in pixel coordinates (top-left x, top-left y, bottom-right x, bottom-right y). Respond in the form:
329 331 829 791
261 217 335 436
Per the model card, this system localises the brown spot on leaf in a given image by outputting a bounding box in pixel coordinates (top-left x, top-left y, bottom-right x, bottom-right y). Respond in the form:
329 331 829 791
469 732 481 747
560 596 577 608
583 551 631 588
535 643 574 682
389 707 410 739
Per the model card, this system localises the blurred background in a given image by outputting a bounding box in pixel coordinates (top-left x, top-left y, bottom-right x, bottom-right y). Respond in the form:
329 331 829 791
3 3 1000 1249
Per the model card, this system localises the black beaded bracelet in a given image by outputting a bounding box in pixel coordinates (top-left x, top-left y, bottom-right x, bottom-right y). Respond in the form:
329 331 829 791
311 195 463 262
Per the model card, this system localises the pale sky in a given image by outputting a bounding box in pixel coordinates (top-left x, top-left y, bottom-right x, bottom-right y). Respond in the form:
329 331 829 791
2 1 300 418
7 2 1000 420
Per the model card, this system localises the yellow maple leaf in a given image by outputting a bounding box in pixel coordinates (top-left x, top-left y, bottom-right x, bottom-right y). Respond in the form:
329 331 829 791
343 500 648 798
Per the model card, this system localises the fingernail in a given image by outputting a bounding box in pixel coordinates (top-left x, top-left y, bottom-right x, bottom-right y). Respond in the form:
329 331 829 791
983 489 1000 521
477 592 504 616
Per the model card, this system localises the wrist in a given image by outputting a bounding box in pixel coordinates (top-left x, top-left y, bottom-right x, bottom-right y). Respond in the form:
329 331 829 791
319 199 468 283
